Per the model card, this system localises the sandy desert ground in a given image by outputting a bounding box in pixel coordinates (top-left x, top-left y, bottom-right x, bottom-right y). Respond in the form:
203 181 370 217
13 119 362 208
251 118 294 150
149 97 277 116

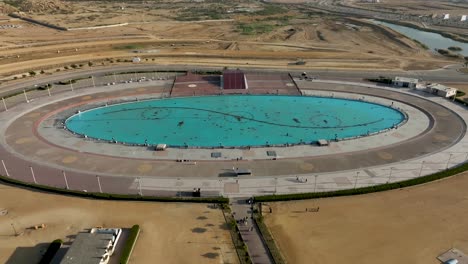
264 170 468 264
0 184 238 264
0 0 458 80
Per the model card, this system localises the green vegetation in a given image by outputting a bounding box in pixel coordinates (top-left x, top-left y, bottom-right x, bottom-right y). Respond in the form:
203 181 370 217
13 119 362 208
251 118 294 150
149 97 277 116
253 212 285 264
412 38 429 50
238 23 275 35
367 76 393 84
456 91 466 97
448 46 463 52
0 174 228 203
39 239 63 264
255 162 468 202
113 44 144 50
176 6 227 21
255 5 286 16
436 49 462 58
120 225 140 264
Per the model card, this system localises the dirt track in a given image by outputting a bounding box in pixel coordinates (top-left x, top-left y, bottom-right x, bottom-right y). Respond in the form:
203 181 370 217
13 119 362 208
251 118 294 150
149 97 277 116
0 184 238 264
264 170 468 264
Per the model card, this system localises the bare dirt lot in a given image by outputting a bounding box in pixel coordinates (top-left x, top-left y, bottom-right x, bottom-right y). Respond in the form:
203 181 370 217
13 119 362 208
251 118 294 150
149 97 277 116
264 171 468 264
0 0 457 79
0 184 238 264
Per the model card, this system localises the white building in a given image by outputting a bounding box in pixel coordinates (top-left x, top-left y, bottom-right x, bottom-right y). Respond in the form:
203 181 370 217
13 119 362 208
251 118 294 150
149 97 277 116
425 83 457 98
393 76 419 88
132 57 141 63
444 14 450 20
461 15 467 22
61 228 122 264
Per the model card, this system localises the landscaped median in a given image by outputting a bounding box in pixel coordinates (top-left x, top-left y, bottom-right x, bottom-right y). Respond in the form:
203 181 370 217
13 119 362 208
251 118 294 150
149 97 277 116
221 206 253 264
0 174 228 204
120 225 140 264
254 162 468 202
253 210 285 264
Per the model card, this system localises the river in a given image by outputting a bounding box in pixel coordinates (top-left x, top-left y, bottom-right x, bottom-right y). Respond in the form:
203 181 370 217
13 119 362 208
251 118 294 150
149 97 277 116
371 20 468 57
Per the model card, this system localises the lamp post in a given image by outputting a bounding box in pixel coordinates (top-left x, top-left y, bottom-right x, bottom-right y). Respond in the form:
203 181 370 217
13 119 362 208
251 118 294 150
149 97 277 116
62 170 69 189
446 153 453 170
69 80 74 91
137 177 142 196
354 171 360 189
1 160 9 177
23 90 29 103
388 167 394 183
2 97 7 111
274 177 278 195
314 175 318 193
419 161 425 177
29 166 37 184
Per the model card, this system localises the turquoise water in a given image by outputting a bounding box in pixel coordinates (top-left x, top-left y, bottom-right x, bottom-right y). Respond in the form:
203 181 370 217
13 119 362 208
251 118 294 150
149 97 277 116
65 95 405 147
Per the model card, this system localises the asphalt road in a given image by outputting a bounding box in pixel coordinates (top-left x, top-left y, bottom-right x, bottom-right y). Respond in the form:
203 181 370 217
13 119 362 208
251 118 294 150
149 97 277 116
1 63 467 98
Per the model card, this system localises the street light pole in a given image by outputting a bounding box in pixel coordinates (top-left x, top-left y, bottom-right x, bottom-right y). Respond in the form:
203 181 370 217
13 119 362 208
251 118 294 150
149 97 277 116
96 175 102 193
388 167 394 183
29 166 37 184
419 161 425 177
274 177 278 195
314 175 318 193
1 160 9 177
2 97 7 111
92 76 96 88
137 177 142 196
62 171 69 189
354 171 360 189
23 90 29 103
446 153 453 170
70 80 74 91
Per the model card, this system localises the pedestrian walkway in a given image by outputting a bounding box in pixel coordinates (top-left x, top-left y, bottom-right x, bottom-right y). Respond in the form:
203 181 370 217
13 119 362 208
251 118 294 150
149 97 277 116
231 197 273 264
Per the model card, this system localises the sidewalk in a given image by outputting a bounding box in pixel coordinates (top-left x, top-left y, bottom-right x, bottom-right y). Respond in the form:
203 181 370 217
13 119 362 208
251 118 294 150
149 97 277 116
231 197 273 264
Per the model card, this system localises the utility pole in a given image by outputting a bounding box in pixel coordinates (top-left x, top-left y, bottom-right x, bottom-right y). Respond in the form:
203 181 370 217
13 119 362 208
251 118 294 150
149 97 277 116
1 160 9 177
354 171 360 189
23 90 29 103
62 171 69 189
388 167 394 183
446 153 453 170
96 175 103 193
29 166 37 184
137 177 142 196
314 175 318 193
2 98 7 111
419 161 425 177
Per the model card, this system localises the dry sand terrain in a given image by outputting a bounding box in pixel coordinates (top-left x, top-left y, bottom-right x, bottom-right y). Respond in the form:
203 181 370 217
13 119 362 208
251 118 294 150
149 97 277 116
0 184 238 264
0 0 457 80
264 171 468 264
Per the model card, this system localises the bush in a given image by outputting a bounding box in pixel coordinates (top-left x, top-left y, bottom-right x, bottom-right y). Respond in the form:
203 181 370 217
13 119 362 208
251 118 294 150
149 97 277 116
448 46 462 51
39 239 62 264
255 162 468 202
0 174 228 204
120 225 140 264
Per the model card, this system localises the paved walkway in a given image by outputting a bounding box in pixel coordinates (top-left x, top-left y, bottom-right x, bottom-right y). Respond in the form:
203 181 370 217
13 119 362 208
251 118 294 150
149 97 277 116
231 197 273 264
0 77 466 197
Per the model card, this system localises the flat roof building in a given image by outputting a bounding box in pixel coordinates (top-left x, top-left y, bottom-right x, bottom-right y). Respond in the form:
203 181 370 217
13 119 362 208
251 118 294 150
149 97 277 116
425 83 457 98
393 77 419 88
60 229 122 264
